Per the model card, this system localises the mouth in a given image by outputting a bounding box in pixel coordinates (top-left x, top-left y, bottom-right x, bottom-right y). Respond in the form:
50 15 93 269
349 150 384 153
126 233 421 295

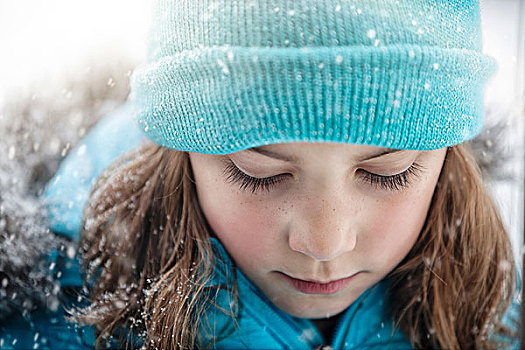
276 271 360 295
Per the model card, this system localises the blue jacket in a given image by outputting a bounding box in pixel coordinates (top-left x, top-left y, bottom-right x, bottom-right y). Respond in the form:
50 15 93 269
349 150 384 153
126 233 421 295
0 103 520 349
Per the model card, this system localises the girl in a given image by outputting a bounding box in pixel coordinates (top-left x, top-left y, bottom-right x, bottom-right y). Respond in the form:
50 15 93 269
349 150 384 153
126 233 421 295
41 0 521 349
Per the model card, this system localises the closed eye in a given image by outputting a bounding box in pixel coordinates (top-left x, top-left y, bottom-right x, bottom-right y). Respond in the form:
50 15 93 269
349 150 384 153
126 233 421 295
358 163 424 191
223 160 424 194
222 161 289 194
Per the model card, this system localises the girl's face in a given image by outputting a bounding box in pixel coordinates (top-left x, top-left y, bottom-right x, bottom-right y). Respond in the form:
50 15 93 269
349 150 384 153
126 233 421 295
189 142 447 319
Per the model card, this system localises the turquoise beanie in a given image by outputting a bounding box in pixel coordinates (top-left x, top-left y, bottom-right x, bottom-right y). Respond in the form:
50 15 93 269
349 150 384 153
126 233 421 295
129 0 497 154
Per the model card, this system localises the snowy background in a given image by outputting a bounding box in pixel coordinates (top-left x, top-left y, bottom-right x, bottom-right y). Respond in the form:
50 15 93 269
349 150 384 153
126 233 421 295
481 0 524 269
0 0 523 269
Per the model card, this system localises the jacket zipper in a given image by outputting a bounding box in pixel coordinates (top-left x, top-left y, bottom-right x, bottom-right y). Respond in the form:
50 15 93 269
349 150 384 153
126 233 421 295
328 285 378 349
237 272 326 348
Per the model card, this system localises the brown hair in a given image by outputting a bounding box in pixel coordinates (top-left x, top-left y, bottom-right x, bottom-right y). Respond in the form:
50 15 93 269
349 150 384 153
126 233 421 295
387 143 518 349
69 142 224 349
69 141 518 349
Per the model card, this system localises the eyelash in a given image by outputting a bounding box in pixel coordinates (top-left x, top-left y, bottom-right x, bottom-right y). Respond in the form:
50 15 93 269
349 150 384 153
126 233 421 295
359 163 423 191
223 161 424 194
223 162 289 194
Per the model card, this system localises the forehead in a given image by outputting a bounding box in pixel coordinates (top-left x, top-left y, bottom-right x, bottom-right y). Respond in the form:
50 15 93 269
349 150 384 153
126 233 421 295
236 142 414 163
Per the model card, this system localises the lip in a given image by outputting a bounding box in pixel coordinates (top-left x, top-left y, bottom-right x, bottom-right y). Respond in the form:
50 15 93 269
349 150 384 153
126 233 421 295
277 271 360 295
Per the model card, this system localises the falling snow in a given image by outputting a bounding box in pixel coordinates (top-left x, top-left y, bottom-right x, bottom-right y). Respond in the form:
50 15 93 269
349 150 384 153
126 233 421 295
0 58 133 343
0 1 522 348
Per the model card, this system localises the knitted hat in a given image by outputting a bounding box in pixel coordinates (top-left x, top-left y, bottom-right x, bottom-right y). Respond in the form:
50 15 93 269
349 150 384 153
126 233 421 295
129 0 496 154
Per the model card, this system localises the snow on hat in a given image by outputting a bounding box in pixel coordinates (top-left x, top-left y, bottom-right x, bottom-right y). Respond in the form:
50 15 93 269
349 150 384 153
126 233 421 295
129 0 496 154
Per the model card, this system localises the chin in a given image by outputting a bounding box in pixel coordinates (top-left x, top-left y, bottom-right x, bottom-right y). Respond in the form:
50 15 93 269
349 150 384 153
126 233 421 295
273 295 355 319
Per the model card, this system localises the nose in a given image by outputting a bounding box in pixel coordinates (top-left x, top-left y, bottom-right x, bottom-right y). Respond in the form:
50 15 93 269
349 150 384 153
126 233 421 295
288 195 357 261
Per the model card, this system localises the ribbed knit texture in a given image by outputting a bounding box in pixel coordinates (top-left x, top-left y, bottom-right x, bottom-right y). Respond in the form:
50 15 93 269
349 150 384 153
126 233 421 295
130 0 497 153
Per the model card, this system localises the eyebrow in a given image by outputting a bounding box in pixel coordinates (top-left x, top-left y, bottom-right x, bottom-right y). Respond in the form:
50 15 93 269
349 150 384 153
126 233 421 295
357 148 405 162
247 148 298 162
246 147 406 162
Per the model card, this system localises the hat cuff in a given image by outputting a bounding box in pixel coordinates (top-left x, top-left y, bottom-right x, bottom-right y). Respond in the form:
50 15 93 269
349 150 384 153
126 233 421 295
130 45 497 153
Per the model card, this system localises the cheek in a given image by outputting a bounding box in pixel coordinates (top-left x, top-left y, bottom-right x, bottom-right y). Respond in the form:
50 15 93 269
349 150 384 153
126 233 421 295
361 186 434 268
195 178 281 266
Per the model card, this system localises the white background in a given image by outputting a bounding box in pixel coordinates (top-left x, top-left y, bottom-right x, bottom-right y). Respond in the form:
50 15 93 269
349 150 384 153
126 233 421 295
482 0 524 268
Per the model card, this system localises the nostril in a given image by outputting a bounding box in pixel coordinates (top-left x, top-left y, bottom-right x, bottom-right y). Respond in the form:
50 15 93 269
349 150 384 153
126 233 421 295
288 230 357 261
347 230 357 251
288 234 307 255
289 236 344 261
